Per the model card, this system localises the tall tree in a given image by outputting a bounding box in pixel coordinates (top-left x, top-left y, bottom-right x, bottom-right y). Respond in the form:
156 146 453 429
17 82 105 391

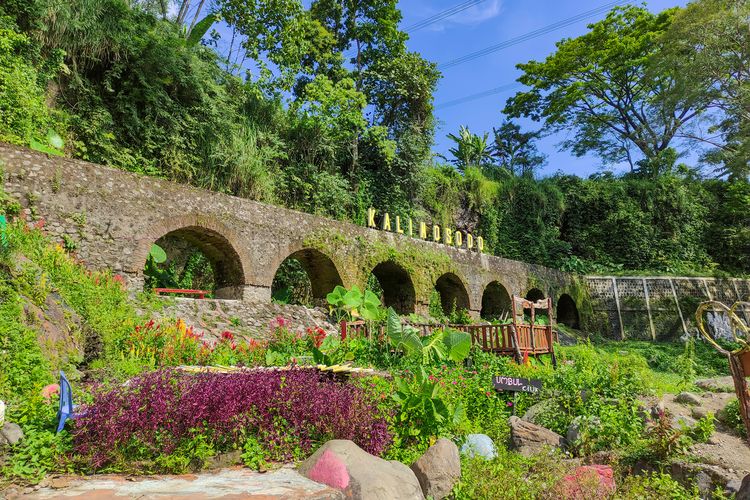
504 5 706 177
491 121 546 178
309 0 407 89
656 0 750 180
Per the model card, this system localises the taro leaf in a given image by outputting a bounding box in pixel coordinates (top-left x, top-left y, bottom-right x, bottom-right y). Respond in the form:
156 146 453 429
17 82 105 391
149 243 167 264
343 286 363 309
452 402 466 425
433 398 450 422
46 129 64 149
422 333 447 364
386 307 402 344
364 289 381 307
443 327 472 363
326 285 347 307
400 326 424 357
360 302 382 322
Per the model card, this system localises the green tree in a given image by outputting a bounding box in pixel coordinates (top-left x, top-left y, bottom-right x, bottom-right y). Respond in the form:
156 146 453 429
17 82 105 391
656 0 750 180
704 180 750 273
491 120 546 178
504 5 705 177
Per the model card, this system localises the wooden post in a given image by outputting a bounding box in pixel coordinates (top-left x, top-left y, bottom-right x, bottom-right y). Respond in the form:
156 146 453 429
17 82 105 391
729 352 750 446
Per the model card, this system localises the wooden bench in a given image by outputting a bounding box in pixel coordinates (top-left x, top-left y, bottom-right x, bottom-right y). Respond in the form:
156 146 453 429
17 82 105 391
154 288 211 299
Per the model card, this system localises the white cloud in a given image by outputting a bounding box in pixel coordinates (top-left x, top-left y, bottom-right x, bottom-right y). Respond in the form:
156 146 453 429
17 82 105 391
413 0 503 33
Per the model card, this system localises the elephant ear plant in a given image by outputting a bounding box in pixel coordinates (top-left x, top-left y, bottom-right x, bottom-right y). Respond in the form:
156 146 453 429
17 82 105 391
326 285 384 323
392 366 465 444
385 307 472 365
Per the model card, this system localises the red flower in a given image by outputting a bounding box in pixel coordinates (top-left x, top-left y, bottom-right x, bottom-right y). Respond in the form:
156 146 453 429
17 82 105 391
221 331 234 341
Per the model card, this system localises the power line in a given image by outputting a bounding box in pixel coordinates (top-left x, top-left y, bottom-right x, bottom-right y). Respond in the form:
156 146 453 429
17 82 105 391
406 0 486 33
435 82 521 109
439 0 628 69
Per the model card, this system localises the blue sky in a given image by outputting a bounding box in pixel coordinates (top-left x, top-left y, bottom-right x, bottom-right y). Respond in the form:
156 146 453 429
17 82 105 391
398 0 687 177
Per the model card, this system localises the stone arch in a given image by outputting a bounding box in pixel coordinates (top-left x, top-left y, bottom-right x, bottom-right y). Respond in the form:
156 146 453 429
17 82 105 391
131 214 251 299
481 281 512 321
273 248 343 302
369 261 416 314
525 288 546 301
435 273 470 316
557 293 580 329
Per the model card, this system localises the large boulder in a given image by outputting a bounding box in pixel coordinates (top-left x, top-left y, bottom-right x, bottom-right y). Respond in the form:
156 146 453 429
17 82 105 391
737 473 750 500
0 422 24 447
553 465 616 499
298 440 424 500
509 416 564 456
460 434 497 460
675 392 702 406
410 438 460 500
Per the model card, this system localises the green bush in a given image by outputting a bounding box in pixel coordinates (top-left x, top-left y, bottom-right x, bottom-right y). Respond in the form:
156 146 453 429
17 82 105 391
720 398 746 437
0 21 66 149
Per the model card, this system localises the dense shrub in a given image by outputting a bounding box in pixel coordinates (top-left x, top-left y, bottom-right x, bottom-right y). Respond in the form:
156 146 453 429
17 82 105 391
73 368 392 469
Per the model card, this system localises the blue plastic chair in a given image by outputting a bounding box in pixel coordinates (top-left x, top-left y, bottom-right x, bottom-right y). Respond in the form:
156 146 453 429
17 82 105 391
56 371 74 433
0 215 7 250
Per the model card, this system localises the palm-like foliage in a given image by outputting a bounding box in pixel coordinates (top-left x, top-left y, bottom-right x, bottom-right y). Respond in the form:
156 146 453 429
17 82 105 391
446 125 493 171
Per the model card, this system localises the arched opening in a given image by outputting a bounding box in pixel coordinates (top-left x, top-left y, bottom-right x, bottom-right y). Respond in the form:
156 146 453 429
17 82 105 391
525 288 546 302
144 226 245 299
369 261 416 314
435 273 470 316
481 281 512 321
557 294 580 329
272 248 343 306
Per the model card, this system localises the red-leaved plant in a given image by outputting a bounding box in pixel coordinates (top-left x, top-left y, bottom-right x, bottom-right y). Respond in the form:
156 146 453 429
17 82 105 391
73 368 392 469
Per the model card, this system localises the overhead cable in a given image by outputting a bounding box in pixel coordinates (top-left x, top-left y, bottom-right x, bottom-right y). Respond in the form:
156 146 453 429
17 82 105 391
439 0 628 69
406 0 486 32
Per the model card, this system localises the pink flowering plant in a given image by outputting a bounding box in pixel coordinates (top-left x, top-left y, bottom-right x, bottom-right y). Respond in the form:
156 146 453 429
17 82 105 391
72 368 392 471
123 319 267 369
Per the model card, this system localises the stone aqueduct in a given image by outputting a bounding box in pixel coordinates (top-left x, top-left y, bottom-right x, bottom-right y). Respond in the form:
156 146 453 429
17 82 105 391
1 144 586 325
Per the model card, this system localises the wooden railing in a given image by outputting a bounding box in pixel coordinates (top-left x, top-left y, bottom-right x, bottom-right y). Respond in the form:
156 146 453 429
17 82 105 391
340 320 556 360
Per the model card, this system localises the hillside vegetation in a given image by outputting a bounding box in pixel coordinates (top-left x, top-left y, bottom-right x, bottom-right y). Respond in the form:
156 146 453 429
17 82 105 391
0 0 747 276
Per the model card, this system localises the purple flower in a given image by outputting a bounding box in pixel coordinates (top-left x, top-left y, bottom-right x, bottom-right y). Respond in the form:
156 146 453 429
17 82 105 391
72 368 392 469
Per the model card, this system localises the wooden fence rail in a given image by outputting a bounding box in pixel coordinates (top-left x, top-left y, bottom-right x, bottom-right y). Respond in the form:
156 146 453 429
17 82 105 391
340 320 556 363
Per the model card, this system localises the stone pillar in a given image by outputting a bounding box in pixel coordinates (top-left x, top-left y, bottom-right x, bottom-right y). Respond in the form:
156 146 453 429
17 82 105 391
241 284 272 303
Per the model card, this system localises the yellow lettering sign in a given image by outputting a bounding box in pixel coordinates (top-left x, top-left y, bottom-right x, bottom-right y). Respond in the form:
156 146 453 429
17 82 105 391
364 208 486 253
382 212 391 231
367 208 376 228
